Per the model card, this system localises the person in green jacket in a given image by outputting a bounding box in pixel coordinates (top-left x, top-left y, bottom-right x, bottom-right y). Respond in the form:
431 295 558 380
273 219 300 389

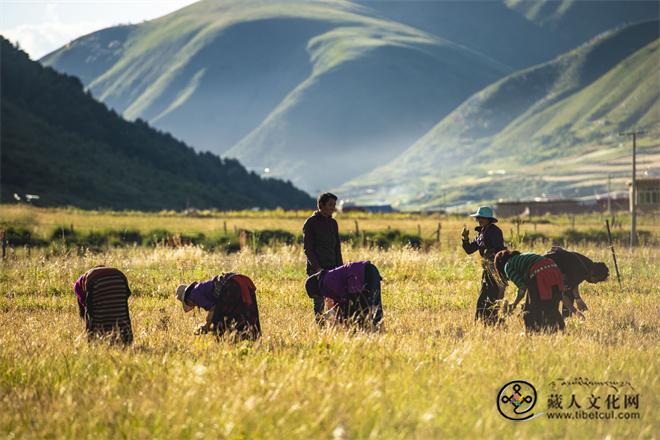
494 250 565 333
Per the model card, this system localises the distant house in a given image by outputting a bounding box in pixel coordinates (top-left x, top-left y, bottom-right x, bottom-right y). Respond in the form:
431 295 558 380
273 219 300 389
339 202 396 213
494 188 641 217
629 177 660 213
495 199 589 217
589 192 629 212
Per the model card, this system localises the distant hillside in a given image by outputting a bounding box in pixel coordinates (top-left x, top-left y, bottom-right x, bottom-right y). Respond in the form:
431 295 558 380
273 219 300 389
37 0 659 195
339 21 660 208
40 0 510 192
362 0 659 69
505 0 658 45
0 37 313 210
356 0 563 69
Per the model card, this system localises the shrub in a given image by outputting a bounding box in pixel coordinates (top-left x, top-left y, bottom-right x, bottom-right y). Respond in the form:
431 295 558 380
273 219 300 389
4 226 32 246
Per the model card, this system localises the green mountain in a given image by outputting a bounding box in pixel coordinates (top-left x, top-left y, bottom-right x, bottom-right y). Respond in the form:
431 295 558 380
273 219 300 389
0 37 313 210
339 21 660 209
362 0 658 68
40 0 511 192
505 0 658 45
37 0 658 195
354 1 562 69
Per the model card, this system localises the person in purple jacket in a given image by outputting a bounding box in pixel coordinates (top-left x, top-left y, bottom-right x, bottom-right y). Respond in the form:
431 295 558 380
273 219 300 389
305 261 383 328
175 272 261 339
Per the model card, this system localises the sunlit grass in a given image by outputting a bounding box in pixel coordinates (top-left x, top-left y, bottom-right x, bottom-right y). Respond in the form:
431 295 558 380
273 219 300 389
1 235 658 438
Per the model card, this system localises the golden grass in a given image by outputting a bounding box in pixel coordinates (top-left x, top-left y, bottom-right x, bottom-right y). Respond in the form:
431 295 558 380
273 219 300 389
1 204 657 245
1 238 658 438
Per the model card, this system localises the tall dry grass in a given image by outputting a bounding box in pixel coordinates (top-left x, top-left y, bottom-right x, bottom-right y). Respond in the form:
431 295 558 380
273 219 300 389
1 240 658 438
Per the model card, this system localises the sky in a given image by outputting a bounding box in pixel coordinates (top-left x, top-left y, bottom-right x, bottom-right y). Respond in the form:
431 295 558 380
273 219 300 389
0 0 199 59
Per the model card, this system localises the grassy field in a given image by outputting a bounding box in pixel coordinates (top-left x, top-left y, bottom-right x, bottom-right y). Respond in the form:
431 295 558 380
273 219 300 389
1 207 658 438
1 205 657 246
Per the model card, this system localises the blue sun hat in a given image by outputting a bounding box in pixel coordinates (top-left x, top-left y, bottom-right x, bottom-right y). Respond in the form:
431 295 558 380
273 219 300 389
469 206 497 222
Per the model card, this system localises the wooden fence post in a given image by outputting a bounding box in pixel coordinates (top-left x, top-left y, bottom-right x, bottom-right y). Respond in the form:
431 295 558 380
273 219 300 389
1 228 6 259
239 230 248 251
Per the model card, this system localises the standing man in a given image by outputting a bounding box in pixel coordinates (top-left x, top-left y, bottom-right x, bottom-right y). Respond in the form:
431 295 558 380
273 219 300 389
303 192 343 322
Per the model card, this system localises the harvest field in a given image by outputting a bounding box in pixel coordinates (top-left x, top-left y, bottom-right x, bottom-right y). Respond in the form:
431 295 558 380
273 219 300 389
1 206 658 438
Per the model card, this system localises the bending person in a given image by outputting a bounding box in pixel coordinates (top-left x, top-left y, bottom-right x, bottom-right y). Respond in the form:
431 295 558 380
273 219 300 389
544 246 609 318
494 250 565 333
305 261 383 329
73 266 133 344
461 206 506 324
176 272 261 339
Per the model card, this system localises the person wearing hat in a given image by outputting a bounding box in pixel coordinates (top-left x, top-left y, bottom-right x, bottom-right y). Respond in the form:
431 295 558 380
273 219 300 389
461 206 506 324
305 261 383 329
175 273 261 339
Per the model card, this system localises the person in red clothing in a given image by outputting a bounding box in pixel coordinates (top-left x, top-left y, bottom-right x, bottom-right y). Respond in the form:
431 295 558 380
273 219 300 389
303 192 343 323
494 250 565 333
175 273 261 339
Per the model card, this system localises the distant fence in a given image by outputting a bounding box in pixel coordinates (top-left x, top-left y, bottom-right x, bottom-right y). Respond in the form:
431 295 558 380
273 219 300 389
0 220 655 258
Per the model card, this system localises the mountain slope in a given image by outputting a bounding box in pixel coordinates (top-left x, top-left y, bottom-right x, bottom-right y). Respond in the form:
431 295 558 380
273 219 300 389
339 21 660 208
355 0 563 69
224 25 508 192
40 0 510 192
358 0 658 72
1 37 313 210
505 0 659 45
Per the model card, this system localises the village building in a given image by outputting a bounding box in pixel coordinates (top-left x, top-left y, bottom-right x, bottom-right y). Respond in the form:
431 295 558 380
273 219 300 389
629 177 660 213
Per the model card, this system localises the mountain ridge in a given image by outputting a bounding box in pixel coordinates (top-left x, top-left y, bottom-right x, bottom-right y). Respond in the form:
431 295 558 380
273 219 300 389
36 0 660 200
338 20 660 208
40 0 513 191
1 37 314 210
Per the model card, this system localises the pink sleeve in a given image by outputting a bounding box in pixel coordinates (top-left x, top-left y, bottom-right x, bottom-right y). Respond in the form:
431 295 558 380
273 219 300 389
73 274 86 308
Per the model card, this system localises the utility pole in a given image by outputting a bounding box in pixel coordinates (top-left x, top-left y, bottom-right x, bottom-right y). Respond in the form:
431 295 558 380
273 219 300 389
619 130 645 248
607 174 611 215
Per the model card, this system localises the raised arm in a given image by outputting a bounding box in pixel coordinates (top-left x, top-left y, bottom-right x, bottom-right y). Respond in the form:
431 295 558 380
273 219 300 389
462 237 479 254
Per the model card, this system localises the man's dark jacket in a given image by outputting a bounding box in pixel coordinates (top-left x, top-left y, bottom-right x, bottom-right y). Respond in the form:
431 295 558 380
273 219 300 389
303 211 343 275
